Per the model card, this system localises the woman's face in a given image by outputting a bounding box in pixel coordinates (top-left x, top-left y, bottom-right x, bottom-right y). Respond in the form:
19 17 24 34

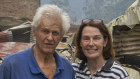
80 26 107 60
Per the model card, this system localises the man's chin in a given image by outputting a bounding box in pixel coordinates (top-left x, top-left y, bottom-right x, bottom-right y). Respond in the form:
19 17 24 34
43 49 55 54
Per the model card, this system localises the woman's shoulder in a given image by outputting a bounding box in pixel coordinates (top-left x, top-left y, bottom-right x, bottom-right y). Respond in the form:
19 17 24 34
111 61 129 78
72 61 82 67
72 61 83 71
112 61 127 70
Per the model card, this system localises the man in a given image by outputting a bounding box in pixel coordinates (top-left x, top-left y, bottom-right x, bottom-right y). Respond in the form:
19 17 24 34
0 4 75 79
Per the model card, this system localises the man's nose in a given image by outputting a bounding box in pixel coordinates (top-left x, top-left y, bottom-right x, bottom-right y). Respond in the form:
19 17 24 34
47 33 53 41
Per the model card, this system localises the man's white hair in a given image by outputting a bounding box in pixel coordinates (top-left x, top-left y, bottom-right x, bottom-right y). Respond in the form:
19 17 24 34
31 4 70 35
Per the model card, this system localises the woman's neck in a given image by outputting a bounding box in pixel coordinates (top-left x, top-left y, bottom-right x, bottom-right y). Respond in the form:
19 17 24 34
87 57 107 76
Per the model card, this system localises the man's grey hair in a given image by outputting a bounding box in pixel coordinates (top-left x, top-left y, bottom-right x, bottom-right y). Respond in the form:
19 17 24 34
31 4 70 35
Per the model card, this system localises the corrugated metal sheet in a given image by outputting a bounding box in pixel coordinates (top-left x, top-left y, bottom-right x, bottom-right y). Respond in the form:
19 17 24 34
113 24 140 56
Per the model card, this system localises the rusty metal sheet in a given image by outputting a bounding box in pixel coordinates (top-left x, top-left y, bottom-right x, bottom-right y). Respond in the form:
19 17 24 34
0 42 33 64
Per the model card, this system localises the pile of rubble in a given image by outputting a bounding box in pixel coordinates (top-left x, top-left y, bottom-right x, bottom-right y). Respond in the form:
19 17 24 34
0 16 78 65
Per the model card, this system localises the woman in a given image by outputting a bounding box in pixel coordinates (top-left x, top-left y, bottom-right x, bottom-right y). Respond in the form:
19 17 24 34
72 19 130 79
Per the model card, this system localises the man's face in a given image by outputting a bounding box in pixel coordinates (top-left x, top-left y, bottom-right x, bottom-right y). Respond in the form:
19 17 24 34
34 16 62 55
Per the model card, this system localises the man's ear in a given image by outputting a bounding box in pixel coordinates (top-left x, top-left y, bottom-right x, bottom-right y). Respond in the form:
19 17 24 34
32 29 36 37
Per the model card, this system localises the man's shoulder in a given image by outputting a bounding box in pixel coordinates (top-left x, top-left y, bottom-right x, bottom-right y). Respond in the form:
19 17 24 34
58 56 74 68
59 56 71 63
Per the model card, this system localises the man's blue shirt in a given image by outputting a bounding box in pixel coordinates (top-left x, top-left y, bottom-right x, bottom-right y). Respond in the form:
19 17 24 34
0 45 75 79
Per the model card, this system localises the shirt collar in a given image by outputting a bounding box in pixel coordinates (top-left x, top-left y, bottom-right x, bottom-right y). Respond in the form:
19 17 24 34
29 45 41 74
54 51 64 70
79 60 87 71
29 45 64 74
101 59 114 71
79 59 114 71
